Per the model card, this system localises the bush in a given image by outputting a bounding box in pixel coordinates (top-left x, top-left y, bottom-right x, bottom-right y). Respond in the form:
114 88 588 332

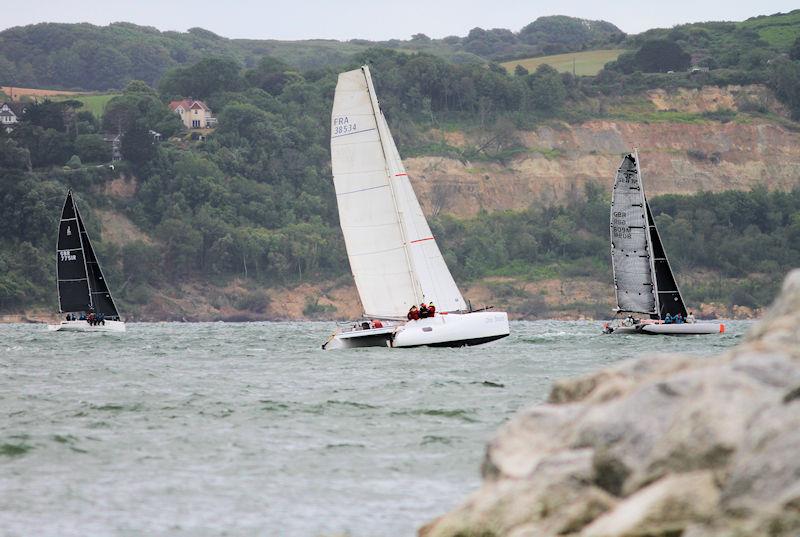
302 297 335 318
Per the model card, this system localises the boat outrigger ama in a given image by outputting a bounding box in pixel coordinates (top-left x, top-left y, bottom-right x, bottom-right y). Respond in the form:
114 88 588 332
323 66 510 349
48 191 125 332
604 151 723 335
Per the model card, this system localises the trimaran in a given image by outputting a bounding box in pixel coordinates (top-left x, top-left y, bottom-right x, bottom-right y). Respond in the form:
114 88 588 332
48 190 125 332
323 66 510 349
604 151 723 335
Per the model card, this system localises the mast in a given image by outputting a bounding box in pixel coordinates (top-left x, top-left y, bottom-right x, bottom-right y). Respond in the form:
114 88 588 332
361 65 423 305
72 194 94 309
635 149 660 318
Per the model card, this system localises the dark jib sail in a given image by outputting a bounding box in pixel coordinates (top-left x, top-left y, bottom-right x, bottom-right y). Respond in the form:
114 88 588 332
645 201 687 320
56 191 120 319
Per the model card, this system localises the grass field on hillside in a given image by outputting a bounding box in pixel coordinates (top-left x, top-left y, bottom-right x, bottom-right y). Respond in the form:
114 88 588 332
53 93 118 118
1 86 117 118
739 9 800 49
501 49 626 76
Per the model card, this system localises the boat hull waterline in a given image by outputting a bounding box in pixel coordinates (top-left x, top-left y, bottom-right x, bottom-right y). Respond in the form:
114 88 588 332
47 320 126 333
607 322 724 335
323 312 510 350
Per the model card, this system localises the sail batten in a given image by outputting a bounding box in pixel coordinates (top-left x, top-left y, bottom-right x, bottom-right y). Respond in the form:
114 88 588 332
331 66 465 318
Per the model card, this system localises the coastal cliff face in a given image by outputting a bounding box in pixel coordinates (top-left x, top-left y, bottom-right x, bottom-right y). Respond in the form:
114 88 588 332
407 85 800 217
420 269 800 537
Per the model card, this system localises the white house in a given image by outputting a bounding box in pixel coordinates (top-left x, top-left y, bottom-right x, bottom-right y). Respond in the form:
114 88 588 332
0 102 24 128
168 99 217 130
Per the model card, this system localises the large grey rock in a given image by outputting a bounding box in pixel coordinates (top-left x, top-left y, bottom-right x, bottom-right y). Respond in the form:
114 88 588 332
421 270 800 537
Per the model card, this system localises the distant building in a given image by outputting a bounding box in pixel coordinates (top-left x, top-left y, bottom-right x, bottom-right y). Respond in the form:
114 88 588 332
0 102 28 129
103 134 123 162
168 99 217 130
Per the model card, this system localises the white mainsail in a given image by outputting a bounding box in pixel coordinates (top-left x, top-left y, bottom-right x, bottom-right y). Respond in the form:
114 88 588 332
331 66 465 319
610 151 657 315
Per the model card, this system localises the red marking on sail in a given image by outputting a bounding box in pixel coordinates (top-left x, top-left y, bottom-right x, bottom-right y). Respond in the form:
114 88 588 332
394 173 407 176
410 237 434 244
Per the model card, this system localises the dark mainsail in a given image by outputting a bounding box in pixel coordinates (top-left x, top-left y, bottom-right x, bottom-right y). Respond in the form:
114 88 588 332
56 191 120 318
646 201 687 320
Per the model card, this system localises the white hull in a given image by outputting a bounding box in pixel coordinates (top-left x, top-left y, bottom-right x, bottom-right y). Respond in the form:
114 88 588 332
48 320 126 333
323 312 510 350
605 320 724 335
641 322 724 335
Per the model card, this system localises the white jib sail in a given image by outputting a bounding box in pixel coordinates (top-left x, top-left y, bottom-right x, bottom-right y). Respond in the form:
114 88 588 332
610 152 657 315
331 66 465 318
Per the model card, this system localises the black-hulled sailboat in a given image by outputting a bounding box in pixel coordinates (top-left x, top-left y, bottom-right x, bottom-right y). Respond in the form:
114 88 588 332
604 150 723 335
48 191 125 332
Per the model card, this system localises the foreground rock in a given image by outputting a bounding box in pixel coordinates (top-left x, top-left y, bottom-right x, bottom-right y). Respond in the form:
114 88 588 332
421 270 800 537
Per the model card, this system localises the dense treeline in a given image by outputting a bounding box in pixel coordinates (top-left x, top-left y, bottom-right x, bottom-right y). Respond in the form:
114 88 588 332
432 186 800 309
1 32 800 314
0 16 623 91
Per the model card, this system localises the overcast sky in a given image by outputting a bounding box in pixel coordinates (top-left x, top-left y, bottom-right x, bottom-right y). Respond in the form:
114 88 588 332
1 0 797 40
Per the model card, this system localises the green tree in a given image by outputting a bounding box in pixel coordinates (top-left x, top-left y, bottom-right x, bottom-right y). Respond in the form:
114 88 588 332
526 64 566 112
632 40 691 72
159 57 244 99
75 134 111 163
121 119 157 167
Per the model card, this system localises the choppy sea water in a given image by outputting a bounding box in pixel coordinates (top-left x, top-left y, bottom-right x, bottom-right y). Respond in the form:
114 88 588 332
0 320 748 537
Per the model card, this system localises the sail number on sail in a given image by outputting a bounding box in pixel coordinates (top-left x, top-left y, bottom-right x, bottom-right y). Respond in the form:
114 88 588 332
611 211 632 240
59 249 77 262
332 116 358 137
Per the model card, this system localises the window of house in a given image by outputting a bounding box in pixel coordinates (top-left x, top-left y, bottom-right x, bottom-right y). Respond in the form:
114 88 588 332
192 120 200 128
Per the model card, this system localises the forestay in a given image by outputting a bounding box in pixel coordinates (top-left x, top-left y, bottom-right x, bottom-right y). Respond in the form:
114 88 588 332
610 153 657 315
330 66 465 318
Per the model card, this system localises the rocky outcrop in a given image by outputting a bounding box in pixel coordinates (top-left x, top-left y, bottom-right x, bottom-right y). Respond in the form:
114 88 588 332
421 269 800 537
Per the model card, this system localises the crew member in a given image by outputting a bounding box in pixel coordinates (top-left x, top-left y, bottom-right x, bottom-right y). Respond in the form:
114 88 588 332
664 313 673 324
407 305 419 321
686 311 696 323
427 302 436 317
419 303 429 319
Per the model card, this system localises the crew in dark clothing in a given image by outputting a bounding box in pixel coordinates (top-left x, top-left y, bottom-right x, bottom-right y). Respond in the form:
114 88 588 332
664 313 673 324
675 313 684 324
419 303 429 319
427 302 436 317
407 305 419 321
79 312 86 321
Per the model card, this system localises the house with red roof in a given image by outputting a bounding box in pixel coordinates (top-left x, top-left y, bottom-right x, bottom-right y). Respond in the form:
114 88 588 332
168 99 217 130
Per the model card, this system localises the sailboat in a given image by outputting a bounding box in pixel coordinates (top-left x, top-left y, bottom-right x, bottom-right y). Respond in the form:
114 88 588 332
48 190 125 332
322 66 510 349
604 151 723 335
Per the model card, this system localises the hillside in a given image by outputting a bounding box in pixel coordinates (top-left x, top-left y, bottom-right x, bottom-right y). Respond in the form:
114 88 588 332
0 15 624 91
2 10 800 323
